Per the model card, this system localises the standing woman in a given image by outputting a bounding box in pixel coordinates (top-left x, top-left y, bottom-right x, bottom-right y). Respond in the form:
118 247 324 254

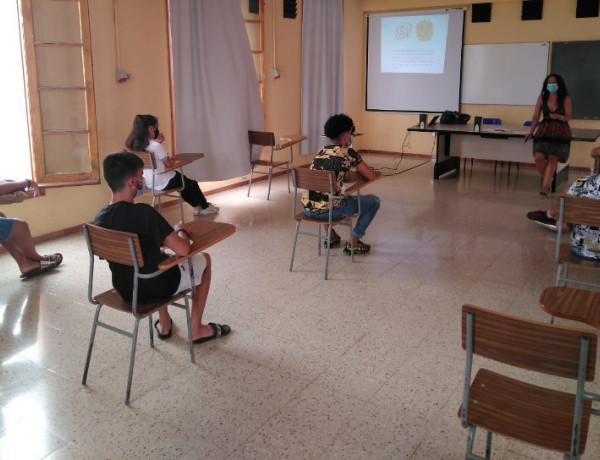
125 114 219 215
525 74 572 196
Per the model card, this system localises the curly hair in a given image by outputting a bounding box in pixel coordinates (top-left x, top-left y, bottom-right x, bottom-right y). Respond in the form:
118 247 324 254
323 114 355 141
541 74 569 107
125 114 158 151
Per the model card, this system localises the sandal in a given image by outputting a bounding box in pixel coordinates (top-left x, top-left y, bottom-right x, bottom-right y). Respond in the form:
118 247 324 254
193 322 231 344
44 253 63 266
324 230 341 248
154 319 172 340
343 240 371 255
20 258 59 279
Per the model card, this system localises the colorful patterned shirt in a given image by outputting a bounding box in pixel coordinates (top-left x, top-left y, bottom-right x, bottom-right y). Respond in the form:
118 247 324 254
567 174 600 259
301 145 362 212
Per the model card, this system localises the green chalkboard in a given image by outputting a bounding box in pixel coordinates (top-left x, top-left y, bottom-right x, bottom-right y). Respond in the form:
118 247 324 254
550 41 600 120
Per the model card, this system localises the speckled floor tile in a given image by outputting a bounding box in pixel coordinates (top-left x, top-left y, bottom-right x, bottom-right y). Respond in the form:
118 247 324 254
1 157 598 459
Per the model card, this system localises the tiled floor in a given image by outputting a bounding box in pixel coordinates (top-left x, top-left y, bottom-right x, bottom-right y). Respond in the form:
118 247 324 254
1 155 600 459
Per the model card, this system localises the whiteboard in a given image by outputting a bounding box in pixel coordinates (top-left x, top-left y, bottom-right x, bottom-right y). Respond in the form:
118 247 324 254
461 42 549 105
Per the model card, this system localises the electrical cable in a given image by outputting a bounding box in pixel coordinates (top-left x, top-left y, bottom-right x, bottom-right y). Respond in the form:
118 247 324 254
371 132 436 176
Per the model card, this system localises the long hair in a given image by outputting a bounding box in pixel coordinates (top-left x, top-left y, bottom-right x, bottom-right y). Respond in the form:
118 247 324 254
125 114 157 151
541 74 569 107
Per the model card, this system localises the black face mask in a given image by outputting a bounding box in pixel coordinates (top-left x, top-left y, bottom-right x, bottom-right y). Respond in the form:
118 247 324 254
154 127 160 139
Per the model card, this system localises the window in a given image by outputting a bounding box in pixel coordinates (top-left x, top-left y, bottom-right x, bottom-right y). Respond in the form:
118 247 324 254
14 0 99 186
240 0 265 108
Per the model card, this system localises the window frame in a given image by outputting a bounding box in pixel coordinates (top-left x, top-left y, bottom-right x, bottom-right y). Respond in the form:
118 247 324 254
19 0 99 187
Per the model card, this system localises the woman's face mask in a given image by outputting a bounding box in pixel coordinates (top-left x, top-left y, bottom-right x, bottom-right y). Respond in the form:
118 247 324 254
547 83 559 93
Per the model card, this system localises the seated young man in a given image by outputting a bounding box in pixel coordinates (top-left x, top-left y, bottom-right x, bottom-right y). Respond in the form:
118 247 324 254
302 114 381 254
94 152 229 343
527 146 600 259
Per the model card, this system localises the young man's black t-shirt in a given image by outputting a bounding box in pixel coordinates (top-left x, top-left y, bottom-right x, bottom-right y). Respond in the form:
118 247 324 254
94 201 180 302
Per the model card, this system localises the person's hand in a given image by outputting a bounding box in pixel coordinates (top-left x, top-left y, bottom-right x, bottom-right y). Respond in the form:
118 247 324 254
155 133 165 144
28 180 41 197
524 132 534 141
174 221 191 236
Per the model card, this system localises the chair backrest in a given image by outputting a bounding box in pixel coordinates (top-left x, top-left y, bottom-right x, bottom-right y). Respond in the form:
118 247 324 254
560 195 600 228
127 149 158 170
292 167 335 194
83 224 144 268
248 130 275 147
482 118 502 125
462 304 596 380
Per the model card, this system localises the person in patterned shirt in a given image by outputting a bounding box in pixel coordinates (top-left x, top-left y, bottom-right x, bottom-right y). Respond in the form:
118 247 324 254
527 146 600 259
302 114 381 254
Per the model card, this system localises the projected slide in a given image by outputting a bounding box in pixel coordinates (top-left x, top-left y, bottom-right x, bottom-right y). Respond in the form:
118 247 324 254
366 9 464 112
381 15 449 74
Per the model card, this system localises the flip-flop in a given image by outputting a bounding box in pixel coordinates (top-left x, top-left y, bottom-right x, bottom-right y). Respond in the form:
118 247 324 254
20 259 59 279
44 253 63 266
193 322 231 344
154 319 172 340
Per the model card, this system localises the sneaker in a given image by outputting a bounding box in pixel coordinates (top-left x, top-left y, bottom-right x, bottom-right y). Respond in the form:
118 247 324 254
323 230 341 248
527 210 557 231
194 203 219 216
343 240 371 255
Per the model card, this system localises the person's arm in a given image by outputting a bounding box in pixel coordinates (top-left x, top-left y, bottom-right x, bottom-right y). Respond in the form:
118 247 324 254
0 179 41 197
163 221 192 256
525 95 543 140
591 146 600 158
355 160 381 181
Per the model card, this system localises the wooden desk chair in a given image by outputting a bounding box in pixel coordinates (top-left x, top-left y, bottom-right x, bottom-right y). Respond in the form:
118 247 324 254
555 195 600 289
289 168 358 280
82 224 196 405
248 130 292 200
460 304 597 459
129 150 185 220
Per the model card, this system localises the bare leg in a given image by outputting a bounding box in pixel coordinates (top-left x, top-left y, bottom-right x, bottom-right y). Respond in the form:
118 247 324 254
156 307 172 335
542 156 558 193
2 219 46 274
190 254 214 341
534 152 546 179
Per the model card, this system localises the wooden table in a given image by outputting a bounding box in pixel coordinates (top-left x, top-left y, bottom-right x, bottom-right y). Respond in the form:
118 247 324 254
158 221 236 270
166 153 205 172
539 286 600 329
278 135 307 150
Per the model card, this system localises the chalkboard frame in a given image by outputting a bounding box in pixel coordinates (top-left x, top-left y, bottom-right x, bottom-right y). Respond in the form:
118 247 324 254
550 41 600 120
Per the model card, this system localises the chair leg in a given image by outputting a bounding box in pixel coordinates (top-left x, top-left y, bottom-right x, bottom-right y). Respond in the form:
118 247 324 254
289 220 301 272
324 226 333 280
148 315 154 348
125 318 141 405
286 164 291 193
485 431 492 460
247 167 255 197
465 425 477 459
184 296 195 363
178 195 185 221
82 304 102 385
317 224 322 256
267 166 273 200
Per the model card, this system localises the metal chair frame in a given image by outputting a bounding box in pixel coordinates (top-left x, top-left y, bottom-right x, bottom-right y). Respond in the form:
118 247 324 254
130 150 186 220
82 224 196 405
556 195 600 289
461 304 597 459
289 168 360 280
248 130 293 200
